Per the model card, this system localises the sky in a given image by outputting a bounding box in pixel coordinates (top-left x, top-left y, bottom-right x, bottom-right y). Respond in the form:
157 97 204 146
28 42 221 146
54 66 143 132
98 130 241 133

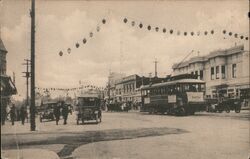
0 0 249 99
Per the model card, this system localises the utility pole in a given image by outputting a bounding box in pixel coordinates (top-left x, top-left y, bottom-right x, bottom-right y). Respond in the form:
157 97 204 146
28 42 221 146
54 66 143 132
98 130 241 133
154 58 158 77
30 0 36 131
22 59 31 107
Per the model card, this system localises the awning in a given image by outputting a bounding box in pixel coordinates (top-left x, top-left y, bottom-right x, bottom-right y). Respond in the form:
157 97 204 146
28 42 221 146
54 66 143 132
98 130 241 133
0 75 17 96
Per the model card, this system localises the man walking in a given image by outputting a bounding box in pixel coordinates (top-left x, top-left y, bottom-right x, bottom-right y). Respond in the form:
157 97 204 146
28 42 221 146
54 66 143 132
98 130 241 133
10 104 16 125
20 106 27 125
62 102 69 125
54 102 61 125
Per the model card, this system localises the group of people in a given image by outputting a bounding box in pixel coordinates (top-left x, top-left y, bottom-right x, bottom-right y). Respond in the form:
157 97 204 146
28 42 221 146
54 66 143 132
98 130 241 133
5 101 71 126
8 104 28 126
53 101 70 125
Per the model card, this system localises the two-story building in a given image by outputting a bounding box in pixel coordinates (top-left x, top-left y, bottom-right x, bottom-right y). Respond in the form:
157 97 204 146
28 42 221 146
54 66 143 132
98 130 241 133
172 45 249 99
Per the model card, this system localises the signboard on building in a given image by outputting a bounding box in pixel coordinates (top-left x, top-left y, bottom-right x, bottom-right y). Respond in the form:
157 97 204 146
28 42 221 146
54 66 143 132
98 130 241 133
186 92 204 102
168 95 176 103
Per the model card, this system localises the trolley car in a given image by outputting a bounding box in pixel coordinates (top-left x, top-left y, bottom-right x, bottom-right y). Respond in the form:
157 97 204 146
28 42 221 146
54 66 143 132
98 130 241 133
141 78 206 116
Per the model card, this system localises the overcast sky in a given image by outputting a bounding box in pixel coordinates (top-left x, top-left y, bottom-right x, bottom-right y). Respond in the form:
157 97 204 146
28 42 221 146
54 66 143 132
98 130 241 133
0 0 249 99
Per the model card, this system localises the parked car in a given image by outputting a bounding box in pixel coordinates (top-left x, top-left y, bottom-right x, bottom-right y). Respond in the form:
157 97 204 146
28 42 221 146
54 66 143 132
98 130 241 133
39 102 57 122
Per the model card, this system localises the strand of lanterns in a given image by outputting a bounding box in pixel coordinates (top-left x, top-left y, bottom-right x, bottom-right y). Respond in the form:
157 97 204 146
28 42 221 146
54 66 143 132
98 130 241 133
35 85 105 92
58 18 107 56
58 16 248 57
122 17 249 40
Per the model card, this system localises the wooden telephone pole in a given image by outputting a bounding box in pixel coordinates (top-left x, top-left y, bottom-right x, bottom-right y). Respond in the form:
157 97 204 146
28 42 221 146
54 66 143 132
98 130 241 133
30 0 36 131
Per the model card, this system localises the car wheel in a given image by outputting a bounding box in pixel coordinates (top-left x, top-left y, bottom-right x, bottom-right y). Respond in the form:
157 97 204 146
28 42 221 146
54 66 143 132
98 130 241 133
235 108 241 113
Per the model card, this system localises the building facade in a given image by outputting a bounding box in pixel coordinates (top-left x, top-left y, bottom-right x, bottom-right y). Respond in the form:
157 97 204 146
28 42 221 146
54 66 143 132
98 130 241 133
104 72 126 102
0 38 17 125
172 45 250 99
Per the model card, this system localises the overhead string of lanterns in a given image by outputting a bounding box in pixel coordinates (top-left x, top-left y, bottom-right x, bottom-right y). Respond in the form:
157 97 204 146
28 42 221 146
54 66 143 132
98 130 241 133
58 15 248 57
122 17 249 40
36 85 105 93
58 18 107 56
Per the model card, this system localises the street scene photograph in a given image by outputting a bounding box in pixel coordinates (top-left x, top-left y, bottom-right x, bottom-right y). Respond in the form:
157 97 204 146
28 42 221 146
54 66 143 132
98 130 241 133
0 0 249 159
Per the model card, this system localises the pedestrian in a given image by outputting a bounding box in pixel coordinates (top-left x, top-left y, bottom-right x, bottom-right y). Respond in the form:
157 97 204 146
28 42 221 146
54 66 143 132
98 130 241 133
61 102 69 125
54 102 61 125
10 104 16 125
20 106 27 125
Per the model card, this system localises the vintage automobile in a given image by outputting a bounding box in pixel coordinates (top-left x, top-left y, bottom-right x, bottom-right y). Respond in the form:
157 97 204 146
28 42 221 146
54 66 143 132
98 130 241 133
216 97 241 113
39 102 57 122
76 94 102 125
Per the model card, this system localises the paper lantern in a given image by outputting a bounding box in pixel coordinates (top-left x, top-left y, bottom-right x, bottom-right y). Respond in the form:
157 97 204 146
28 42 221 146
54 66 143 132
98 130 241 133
246 37 249 40
163 28 166 33
211 30 214 34
83 38 87 44
191 32 194 36
76 43 80 48
234 34 238 38
223 30 226 34
139 23 143 28
123 18 128 23
170 29 173 34
96 26 100 32
59 51 63 56
131 21 135 26
155 27 159 32
67 48 71 54
102 19 106 24
229 32 232 36
184 32 187 36
89 32 93 37
147 25 151 30
204 31 208 35
240 35 244 39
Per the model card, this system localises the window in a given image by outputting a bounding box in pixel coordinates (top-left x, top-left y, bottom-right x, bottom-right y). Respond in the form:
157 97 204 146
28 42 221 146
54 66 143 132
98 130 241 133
216 66 219 79
221 65 226 79
232 64 236 78
211 67 215 80
200 70 203 80
191 71 194 75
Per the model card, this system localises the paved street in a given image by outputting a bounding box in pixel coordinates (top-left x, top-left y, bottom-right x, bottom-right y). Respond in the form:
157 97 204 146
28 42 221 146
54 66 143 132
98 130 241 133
1 111 249 159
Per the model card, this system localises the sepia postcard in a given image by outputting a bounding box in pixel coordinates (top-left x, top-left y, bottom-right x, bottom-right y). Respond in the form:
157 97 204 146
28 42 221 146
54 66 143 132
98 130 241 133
1 0 249 159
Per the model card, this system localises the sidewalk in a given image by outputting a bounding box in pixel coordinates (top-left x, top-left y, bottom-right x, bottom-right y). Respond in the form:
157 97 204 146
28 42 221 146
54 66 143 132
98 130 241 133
1 149 59 159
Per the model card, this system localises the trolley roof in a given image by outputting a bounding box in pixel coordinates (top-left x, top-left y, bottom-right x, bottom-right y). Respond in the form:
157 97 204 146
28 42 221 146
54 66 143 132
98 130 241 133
141 78 205 90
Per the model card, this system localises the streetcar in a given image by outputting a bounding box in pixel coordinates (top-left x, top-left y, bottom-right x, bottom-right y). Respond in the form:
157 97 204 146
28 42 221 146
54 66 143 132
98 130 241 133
140 77 206 116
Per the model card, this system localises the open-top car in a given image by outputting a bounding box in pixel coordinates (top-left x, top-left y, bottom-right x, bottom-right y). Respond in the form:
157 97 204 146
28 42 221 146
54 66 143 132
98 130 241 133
76 93 102 125
39 102 57 122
